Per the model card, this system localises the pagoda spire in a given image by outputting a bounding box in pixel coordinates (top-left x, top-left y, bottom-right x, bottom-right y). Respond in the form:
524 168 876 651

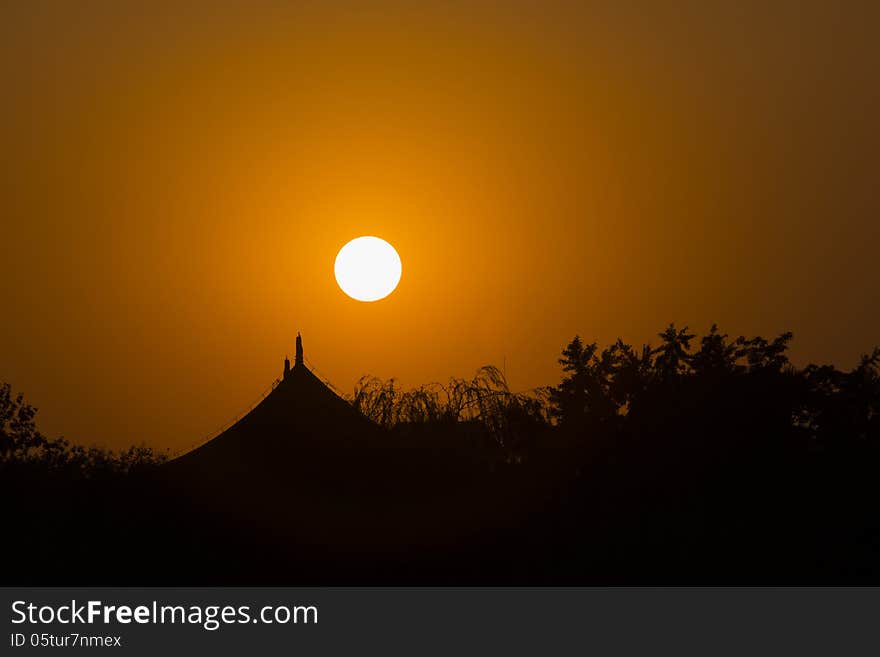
295 332 304 367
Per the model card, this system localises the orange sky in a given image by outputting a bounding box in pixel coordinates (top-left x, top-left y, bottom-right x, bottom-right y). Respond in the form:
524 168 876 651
2 2 878 452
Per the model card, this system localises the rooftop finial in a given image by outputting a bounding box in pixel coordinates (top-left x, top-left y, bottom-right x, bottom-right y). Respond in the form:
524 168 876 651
295 332 304 367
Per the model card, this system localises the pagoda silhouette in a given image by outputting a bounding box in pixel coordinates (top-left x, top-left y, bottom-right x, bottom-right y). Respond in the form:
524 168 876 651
159 334 419 549
168 333 379 480
150 333 537 578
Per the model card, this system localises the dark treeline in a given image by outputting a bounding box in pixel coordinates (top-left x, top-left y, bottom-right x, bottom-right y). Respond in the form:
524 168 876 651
3 324 880 584
343 325 880 582
0 382 166 477
352 324 879 460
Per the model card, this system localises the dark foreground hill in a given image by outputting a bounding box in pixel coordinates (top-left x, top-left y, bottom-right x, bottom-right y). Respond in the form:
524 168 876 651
3 326 880 584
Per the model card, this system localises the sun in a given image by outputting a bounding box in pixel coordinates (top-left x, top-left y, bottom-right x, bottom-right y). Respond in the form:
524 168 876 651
334 236 402 302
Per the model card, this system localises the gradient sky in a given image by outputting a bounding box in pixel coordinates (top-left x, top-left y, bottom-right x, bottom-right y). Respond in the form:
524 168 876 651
2 1 878 452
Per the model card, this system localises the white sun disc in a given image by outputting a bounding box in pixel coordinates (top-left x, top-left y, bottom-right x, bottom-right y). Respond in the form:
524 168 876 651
334 236 402 302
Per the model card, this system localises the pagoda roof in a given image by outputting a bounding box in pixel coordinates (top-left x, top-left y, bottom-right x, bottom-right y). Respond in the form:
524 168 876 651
166 361 379 481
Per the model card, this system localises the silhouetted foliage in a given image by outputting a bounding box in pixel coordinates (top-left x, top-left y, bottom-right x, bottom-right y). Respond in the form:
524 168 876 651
0 382 166 477
549 336 618 429
350 365 551 456
543 324 855 449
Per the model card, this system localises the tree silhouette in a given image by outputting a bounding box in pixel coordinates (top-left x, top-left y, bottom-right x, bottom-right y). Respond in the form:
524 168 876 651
547 336 620 433
0 382 47 458
690 324 741 376
653 323 696 382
